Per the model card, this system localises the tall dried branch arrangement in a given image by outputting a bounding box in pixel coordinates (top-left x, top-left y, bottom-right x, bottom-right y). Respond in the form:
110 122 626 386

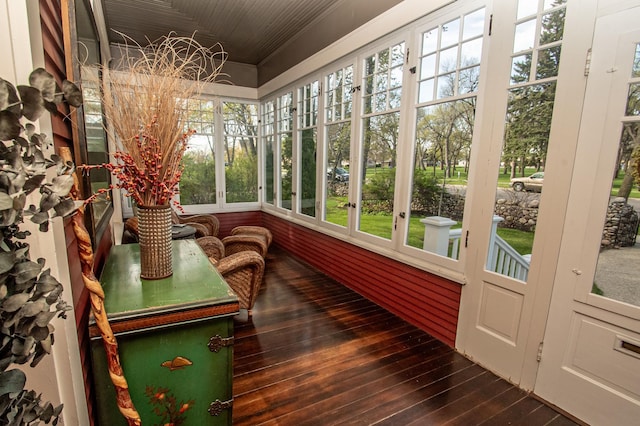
84 33 226 206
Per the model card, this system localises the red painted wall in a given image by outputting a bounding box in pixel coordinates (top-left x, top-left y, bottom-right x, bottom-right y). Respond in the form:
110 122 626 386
261 213 461 347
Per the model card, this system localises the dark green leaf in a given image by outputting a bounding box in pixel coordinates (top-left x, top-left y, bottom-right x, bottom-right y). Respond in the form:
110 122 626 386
17 86 45 121
0 369 26 396
39 192 59 212
35 311 56 328
0 79 20 114
0 191 13 210
53 198 77 218
28 68 56 102
0 252 15 274
62 80 83 107
12 193 26 211
30 325 50 342
2 293 29 312
20 301 45 317
22 175 45 195
14 261 42 285
0 110 22 140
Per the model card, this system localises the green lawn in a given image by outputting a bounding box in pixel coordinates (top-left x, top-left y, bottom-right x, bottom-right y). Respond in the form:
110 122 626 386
325 197 535 256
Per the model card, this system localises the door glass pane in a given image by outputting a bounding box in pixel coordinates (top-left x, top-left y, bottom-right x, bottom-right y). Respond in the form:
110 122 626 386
298 81 319 218
324 65 353 228
182 99 216 205
408 8 485 258
223 102 258 203
592 42 640 306
487 0 567 281
278 92 293 211
358 42 404 240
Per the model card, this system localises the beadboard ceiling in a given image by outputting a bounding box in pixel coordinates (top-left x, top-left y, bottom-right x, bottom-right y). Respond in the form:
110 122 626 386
101 0 369 66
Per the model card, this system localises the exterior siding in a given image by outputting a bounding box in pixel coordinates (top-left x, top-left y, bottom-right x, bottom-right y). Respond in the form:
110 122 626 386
40 1 100 423
262 213 461 347
216 210 263 237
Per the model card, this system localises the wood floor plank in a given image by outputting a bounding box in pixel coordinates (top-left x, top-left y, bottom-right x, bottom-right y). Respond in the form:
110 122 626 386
232 247 584 426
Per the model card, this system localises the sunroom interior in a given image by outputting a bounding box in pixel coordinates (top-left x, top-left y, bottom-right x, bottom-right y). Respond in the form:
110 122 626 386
3 0 640 425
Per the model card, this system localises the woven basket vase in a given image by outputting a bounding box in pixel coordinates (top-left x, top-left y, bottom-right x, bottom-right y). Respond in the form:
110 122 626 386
137 205 173 279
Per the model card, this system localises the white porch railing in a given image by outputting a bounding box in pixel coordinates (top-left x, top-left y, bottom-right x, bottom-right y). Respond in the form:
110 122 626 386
421 215 530 280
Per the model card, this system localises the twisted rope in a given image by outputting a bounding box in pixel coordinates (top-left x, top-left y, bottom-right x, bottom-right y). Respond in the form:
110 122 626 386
61 147 141 425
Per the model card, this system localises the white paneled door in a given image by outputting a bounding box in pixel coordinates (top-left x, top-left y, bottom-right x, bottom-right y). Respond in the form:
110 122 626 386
534 6 640 425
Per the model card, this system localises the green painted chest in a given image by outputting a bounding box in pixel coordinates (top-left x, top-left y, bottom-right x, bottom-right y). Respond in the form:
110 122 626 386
90 240 239 425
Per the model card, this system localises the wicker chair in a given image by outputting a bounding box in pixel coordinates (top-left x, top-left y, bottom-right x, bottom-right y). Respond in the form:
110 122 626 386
230 225 272 248
216 250 265 314
171 210 220 237
222 234 268 258
196 236 226 264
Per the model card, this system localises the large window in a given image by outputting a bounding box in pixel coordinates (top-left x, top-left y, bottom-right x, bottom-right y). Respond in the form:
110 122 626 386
223 101 259 204
405 8 485 260
357 42 405 240
278 92 294 211
181 99 216 205
323 65 353 228
298 81 319 218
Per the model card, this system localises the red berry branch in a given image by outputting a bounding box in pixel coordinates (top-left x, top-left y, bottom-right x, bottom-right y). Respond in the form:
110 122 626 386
81 117 194 208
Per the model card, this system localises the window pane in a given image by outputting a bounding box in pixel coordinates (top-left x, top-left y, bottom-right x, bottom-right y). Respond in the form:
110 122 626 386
536 45 561 79
632 43 640 77
223 102 258 203
540 8 565 45
421 54 437 79
593 122 640 306
517 0 537 19
300 128 317 217
461 38 483 67
325 122 351 227
514 19 536 53
278 93 293 210
487 82 556 281
407 99 476 257
440 46 459 74
626 83 640 116
463 8 485 40
422 28 438 55
298 81 319 218
511 54 532 84
182 99 216 205
419 79 435 103
263 101 275 205
441 18 460 48
358 112 399 239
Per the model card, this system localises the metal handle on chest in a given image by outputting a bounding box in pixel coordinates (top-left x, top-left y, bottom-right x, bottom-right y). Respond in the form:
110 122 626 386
208 335 234 352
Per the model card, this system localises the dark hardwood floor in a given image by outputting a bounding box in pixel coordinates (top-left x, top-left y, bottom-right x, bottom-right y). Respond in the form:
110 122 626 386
232 246 583 426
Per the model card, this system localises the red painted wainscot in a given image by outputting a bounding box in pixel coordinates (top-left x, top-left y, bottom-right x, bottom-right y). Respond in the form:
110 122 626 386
261 213 461 347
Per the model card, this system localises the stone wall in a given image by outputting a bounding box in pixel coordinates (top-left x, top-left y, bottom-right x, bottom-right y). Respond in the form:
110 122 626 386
417 193 638 249
601 198 639 249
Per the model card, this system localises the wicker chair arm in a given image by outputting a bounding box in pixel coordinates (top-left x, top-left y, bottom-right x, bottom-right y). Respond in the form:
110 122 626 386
171 210 220 237
222 234 268 258
231 226 273 247
196 236 226 262
216 251 265 312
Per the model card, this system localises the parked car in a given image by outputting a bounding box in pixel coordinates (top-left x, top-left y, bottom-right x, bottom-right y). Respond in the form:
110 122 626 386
511 172 544 192
327 167 349 182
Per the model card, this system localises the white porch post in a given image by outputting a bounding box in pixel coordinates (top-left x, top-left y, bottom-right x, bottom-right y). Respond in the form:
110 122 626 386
421 216 457 256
